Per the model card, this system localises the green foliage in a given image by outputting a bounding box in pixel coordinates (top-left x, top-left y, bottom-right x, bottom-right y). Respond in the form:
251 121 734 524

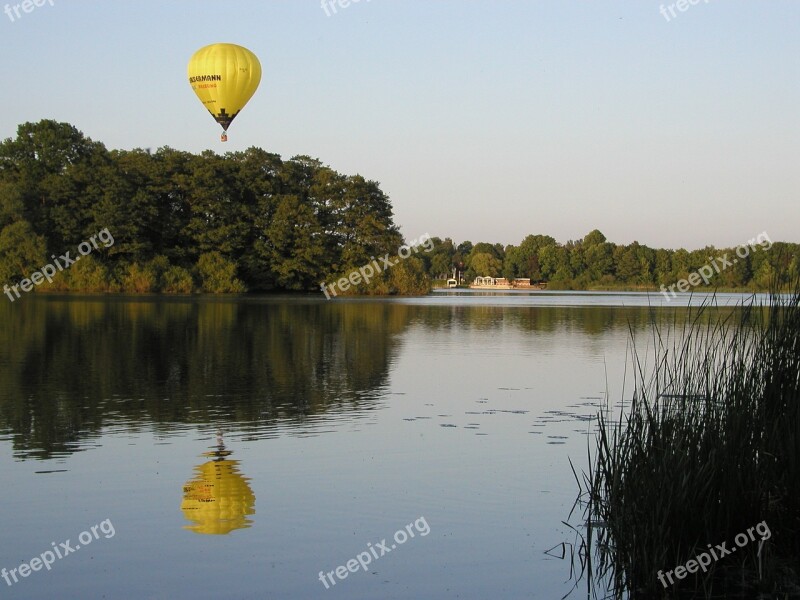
430 252 452 279
0 220 47 284
754 260 777 289
184 152 251 258
584 241 615 281
0 120 407 296
119 262 158 293
0 182 25 228
582 229 606 246
66 255 111 293
357 269 393 296
437 230 799 292
160 265 194 294
513 234 555 280
260 195 325 290
2 122 796 296
196 252 246 293
467 252 502 280
389 256 430 295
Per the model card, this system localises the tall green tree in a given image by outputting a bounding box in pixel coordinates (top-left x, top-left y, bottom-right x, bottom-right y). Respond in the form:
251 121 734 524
184 152 252 260
0 220 47 285
262 195 326 290
0 120 109 251
467 252 503 279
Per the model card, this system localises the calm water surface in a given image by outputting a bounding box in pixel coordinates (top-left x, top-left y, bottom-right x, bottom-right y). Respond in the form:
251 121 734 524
0 291 757 599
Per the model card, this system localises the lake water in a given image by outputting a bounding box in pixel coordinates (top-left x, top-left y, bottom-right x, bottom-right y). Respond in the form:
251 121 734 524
0 291 760 599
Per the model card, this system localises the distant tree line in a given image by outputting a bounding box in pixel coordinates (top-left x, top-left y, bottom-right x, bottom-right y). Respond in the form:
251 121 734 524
1 120 797 296
429 230 799 291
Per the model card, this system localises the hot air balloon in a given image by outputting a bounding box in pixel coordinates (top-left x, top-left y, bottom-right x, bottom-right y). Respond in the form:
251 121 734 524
187 43 262 142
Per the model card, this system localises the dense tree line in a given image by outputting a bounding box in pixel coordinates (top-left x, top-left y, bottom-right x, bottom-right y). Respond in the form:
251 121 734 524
426 229 799 290
1 120 797 296
0 120 426 295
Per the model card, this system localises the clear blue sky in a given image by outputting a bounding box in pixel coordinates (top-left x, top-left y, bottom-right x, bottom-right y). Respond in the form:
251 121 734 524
2 1 798 250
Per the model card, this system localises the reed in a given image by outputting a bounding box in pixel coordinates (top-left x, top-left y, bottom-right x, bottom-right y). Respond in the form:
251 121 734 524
581 286 800 598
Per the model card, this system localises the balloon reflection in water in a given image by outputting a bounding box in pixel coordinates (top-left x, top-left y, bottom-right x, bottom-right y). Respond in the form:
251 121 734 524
181 431 255 535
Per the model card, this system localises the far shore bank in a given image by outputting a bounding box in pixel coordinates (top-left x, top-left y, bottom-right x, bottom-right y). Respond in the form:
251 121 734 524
4 285 784 305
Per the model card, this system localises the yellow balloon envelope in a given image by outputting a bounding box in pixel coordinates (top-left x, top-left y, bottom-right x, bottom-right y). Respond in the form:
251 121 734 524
187 43 262 141
181 459 256 535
